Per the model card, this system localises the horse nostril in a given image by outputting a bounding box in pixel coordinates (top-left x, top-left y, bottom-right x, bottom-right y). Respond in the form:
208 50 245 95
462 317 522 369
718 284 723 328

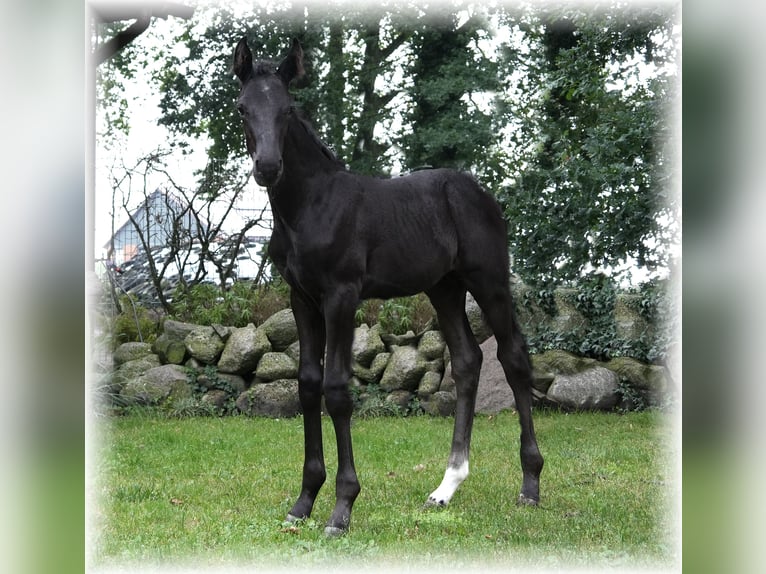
254 158 283 186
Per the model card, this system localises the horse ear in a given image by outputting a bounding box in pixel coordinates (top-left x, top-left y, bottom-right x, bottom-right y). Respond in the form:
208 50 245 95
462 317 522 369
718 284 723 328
233 37 253 83
278 38 304 85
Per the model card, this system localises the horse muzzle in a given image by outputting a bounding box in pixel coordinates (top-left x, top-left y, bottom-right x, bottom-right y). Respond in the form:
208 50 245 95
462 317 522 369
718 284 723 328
254 158 284 187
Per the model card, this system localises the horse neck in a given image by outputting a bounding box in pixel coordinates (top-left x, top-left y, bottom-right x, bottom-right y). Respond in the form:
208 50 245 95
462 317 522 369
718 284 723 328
269 114 343 226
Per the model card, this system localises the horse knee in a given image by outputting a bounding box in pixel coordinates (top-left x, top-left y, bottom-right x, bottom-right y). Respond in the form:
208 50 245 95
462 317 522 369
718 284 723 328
298 364 323 409
323 373 353 418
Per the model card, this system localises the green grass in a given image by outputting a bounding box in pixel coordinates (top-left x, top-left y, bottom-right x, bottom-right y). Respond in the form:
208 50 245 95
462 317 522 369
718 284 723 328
92 410 678 571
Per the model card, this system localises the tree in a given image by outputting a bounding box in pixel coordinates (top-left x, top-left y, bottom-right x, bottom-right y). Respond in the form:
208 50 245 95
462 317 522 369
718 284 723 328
108 150 270 312
347 9 414 174
400 8 498 172
495 3 679 285
153 2 419 180
98 1 680 292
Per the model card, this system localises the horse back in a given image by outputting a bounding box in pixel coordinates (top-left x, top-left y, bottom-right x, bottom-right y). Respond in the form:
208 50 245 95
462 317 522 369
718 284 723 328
269 167 507 300
357 168 507 298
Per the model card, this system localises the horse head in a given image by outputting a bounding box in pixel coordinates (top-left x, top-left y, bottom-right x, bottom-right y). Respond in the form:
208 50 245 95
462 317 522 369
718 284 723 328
233 38 304 187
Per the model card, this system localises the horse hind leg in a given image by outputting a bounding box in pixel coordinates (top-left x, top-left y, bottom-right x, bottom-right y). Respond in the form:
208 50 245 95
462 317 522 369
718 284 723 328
425 276 482 507
468 278 544 505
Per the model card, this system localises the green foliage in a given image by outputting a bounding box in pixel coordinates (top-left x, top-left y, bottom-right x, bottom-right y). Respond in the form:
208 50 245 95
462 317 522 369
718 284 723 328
170 282 245 326
379 299 414 335
351 384 426 418
401 11 498 171
351 385 403 418
169 280 290 327
521 283 558 317
632 278 679 364
163 397 219 419
356 294 436 334
99 1 680 308
110 296 161 348
497 3 680 285
616 377 648 413
176 364 239 417
520 276 675 364
573 273 619 359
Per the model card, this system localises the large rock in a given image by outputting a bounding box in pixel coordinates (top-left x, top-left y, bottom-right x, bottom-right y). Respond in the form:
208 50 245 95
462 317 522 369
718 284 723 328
465 293 492 343
352 324 386 367
202 389 229 410
547 367 619 411
121 364 192 405
113 342 153 366
551 289 587 334
417 371 443 398
439 361 456 394
418 330 446 361
380 346 427 392
153 320 199 365
532 370 555 394
380 330 419 348
162 319 199 342
255 352 298 381
184 326 225 364
260 309 298 351
152 334 187 364
424 391 456 416
236 379 301 418
439 338 548 414
196 371 247 396
217 323 271 375
614 294 651 341
285 340 301 363
386 390 414 411
112 354 161 391
531 350 597 375
475 336 516 414
605 356 669 407
352 352 390 385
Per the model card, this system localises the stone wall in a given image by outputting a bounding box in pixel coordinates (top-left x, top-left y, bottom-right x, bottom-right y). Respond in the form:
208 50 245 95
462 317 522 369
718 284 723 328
102 295 675 417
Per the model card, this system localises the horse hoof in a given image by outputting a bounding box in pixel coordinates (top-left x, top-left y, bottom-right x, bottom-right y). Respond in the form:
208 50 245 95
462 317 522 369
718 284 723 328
324 525 347 538
516 493 539 507
423 496 447 509
285 513 303 523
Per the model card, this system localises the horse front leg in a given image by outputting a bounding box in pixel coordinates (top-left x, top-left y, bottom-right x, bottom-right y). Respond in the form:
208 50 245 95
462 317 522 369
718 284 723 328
286 290 327 523
321 288 361 536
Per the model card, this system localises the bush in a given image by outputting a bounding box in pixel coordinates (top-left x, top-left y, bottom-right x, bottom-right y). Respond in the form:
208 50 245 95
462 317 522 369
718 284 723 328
520 275 676 364
110 295 161 349
356 294 436 334
169 279 291 327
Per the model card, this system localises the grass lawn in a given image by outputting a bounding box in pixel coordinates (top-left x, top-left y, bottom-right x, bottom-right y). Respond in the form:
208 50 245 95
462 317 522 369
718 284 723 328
91 410 678 571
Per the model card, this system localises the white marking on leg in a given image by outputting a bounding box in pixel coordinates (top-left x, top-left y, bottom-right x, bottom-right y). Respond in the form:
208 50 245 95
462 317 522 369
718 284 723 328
427 461 469 507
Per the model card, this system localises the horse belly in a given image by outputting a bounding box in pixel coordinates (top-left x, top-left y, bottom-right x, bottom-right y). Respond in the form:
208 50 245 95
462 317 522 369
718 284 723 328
361 239 453 299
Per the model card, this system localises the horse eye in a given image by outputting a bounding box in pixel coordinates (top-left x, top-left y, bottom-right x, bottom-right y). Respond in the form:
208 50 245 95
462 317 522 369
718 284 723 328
237 104 246 116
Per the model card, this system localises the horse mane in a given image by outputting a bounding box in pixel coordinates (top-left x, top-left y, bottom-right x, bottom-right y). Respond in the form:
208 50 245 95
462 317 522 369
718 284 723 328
293 111 347 170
